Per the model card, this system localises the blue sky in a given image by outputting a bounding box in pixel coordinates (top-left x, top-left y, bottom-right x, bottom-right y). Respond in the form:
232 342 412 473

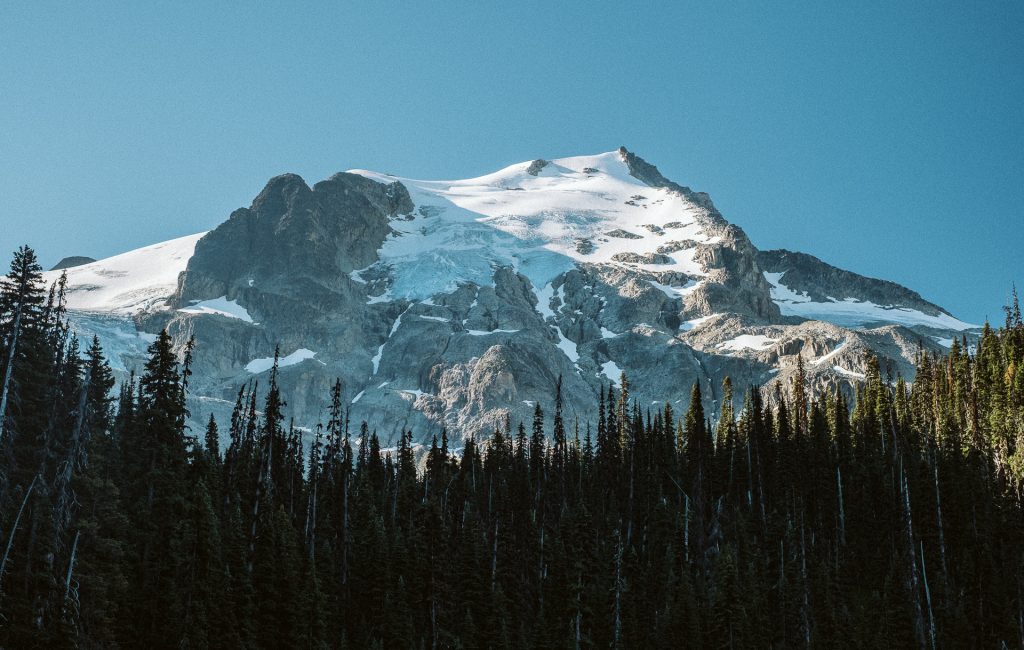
1 2 1020 322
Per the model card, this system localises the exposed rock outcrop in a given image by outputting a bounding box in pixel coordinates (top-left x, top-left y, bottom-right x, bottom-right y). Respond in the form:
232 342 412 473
50 256 95 271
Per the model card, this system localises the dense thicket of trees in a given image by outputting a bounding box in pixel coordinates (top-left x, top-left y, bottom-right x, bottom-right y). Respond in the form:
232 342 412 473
1 246 1023 648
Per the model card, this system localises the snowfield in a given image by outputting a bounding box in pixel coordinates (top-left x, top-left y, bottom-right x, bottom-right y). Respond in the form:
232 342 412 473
41 232 205 315
349 151 712 302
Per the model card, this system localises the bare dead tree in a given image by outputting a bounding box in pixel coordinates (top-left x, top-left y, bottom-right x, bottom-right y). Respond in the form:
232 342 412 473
0 474 39 594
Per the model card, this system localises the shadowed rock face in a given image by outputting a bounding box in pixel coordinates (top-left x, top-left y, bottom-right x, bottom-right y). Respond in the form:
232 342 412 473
50 256 95 271
175 172 413 305
80 149 972 446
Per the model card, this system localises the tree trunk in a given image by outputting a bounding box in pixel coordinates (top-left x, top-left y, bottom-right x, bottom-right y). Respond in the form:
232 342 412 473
342 461 350 586
63 529 81 602
836 466 846 546
52 369 91 560
305 477 317 561
684 494 690 564
800 518 812 647
491 519 499 593
746 440 754 508
932 450 949 594
613 528 623 650
901 467 928 648
0 473 38 592
0 307 23 444
920 541 937 650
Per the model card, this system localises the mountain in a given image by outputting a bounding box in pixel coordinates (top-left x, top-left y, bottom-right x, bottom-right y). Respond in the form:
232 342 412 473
42 148 976 443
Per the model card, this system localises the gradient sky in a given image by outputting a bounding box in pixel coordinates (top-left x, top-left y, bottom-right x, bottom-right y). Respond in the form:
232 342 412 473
1 2 1020 323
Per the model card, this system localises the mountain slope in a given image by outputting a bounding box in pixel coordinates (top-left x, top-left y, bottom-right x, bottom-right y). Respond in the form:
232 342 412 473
758 249 975 331
46 232 205 314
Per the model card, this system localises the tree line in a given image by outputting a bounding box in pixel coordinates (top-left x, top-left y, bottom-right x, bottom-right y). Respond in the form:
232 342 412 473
1 245 1023 648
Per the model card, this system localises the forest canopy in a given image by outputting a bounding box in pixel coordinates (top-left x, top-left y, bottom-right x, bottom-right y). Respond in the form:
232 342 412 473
1 245 1023 648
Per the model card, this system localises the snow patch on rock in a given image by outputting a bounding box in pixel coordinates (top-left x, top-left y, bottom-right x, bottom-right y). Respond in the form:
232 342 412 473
246 348 317 374
680 314 719 331
179 296 254 323
601 360 623 384
718 334 777 352
466 329 519 336
811 341 847 366
833 365 866 379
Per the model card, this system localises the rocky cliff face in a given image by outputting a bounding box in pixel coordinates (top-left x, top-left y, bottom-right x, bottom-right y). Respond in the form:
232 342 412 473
45 148 977 446
175 172 412 303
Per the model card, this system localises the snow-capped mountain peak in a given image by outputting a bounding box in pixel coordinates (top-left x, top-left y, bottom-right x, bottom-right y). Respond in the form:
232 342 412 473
347 150 711 301
40 148 979 439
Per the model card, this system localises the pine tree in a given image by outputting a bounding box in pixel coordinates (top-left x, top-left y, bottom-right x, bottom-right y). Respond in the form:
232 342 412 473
530 402 545 489
0 246 47 446
72 364 130 648
205 413 221 463
119 329 194 646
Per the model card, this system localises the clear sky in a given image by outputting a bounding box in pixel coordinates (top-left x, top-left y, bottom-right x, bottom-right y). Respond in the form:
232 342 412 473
1 2 1020 323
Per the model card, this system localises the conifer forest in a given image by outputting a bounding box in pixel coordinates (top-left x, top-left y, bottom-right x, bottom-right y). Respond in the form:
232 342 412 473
2 245 1024 649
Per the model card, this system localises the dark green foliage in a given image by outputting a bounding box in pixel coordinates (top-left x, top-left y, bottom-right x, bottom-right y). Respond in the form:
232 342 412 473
1 243 1023 647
